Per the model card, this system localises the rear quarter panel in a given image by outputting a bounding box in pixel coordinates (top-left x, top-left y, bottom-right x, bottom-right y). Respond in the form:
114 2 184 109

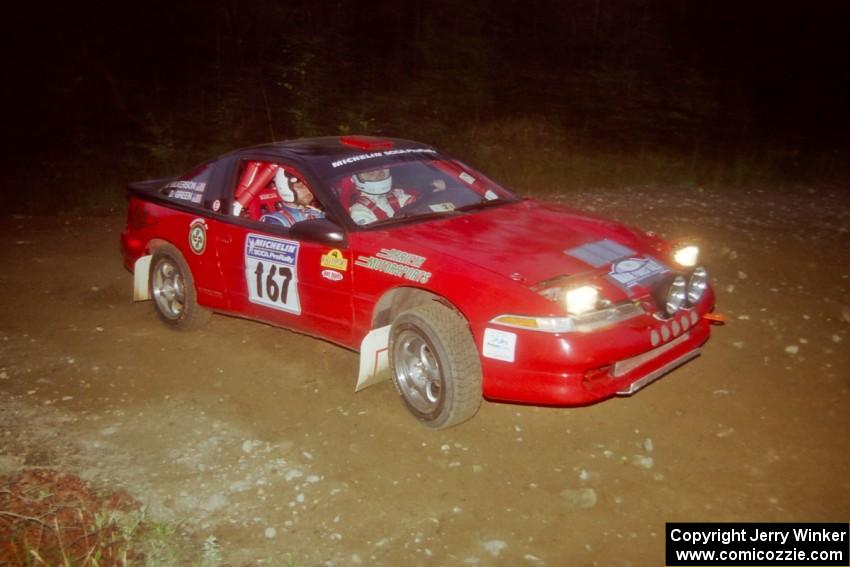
122 197 229 310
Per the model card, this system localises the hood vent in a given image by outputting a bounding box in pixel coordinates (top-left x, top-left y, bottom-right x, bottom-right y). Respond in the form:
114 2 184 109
566 239 635 268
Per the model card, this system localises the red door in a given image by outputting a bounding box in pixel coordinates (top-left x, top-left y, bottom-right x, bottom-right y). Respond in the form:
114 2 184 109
208 218 355 346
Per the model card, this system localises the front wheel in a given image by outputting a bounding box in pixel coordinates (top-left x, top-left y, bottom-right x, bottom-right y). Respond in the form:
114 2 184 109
389 302 482 429
149 244 211 331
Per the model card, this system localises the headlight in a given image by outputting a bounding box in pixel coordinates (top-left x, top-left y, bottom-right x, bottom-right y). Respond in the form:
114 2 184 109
536 281 600 315
687 266 708 304
673 244 699 267
492 302 644 334
565 286 599 315
664 275 687 316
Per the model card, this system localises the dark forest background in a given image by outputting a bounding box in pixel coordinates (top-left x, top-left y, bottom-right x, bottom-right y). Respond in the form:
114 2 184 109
6 1 850 211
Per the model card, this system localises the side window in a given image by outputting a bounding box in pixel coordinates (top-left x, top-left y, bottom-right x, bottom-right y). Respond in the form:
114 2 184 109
231 160 325 228
160 162 213 205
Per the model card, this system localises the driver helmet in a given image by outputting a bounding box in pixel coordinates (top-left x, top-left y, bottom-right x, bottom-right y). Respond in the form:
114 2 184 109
274 168 295 203
352 168 392 195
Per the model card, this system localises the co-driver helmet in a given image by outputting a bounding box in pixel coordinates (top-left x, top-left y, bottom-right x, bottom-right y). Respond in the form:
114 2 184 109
352 168 392 195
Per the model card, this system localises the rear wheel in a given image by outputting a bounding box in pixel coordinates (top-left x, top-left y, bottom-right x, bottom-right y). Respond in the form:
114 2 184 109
149 244 211 331
389 302 482 429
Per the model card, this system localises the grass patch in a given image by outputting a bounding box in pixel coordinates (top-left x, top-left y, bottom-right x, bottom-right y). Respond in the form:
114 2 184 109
0 469 231 566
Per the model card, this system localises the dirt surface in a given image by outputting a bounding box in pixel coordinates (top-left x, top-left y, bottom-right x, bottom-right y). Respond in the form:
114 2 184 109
1 186 848 565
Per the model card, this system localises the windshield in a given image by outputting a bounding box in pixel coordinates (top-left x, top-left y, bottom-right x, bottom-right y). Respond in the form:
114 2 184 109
329 157 518 227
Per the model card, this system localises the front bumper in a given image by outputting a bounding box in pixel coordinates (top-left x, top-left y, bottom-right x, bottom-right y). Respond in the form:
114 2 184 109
480 301 713 406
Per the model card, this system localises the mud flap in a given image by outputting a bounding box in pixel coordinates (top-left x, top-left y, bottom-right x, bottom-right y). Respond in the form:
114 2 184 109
356 325 391 392
133 255 152 301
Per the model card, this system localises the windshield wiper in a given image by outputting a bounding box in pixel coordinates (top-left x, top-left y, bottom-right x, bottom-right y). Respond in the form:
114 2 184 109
361 197 516 229
454 197 517 212
365 208 462 228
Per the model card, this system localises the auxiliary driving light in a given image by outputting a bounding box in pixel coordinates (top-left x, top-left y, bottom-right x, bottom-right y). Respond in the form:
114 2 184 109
687 266 708 305
664 276 687 316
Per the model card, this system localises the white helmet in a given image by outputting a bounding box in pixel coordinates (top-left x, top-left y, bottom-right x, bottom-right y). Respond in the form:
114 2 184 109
352 168 392 195
274 168 295 202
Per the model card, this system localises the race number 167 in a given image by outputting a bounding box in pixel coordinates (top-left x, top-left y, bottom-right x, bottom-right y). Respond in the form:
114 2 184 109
254 262 292 303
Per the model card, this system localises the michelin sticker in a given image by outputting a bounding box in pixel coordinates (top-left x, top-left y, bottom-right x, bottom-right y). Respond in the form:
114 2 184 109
245 234 301 314
188 218 207 255
330 148 437 168
483 328 517 363
355 248 431 283
608 257 668 287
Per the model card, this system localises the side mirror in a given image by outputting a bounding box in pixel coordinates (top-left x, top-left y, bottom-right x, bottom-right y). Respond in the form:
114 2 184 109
290 218 348 246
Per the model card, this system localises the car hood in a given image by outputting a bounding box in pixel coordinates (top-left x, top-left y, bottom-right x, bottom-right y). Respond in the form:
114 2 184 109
381 199 662 285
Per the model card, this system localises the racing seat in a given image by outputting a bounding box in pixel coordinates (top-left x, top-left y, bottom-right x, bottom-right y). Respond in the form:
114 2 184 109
337 175 357 208
247 185 282 220
234 161 279 219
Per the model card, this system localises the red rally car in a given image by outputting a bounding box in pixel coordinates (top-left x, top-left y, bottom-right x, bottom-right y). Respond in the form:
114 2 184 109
121 136 717 429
